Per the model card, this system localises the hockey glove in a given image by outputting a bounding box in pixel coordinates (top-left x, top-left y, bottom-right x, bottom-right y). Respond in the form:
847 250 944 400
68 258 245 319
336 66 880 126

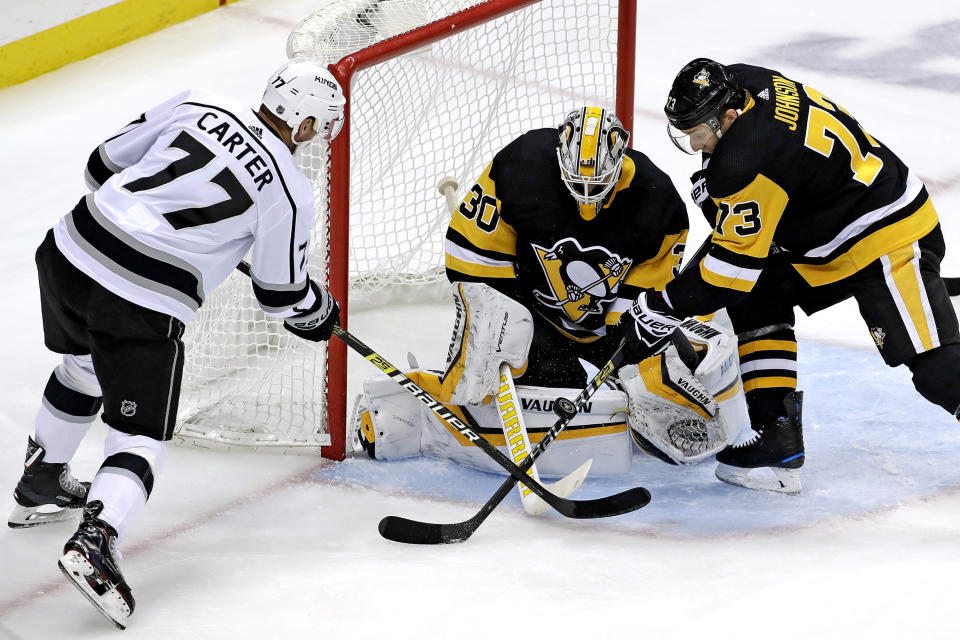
283 280 340 342
616 289 682 364
690 169 718 224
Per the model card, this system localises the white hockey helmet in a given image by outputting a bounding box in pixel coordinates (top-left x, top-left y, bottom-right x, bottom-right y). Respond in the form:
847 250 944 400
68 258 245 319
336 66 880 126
557 106 630 218
261 58 346 141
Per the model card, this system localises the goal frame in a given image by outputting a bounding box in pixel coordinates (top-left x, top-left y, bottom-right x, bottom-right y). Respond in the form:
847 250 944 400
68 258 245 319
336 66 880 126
320 0 637 460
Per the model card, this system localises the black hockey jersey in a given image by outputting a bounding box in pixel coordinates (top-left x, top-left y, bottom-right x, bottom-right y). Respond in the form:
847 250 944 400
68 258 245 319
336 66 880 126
664 64 939 318
445 128 688 341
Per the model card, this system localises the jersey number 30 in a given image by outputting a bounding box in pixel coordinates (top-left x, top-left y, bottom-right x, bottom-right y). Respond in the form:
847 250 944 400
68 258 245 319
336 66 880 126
123 131 254 229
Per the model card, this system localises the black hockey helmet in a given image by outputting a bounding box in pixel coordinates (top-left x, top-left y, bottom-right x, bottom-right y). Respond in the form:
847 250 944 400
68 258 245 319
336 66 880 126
664 58 744 131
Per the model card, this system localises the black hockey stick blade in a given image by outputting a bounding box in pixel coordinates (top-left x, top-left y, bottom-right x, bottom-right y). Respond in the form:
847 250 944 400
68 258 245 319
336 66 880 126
945 277 960 297
379 486 651 544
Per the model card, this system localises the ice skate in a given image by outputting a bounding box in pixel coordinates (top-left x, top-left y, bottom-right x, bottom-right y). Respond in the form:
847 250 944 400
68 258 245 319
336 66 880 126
8 436 89 528
715 391 805 495
58 500 135 630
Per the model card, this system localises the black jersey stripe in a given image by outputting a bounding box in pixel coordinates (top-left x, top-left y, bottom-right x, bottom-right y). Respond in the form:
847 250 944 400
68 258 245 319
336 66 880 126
85 146 116 188
707 243 768 270
445 227 516 262
791 187 930 266
740 368 798 382
68 196 204 308
183 101 300 283
738 349 798 364
251 279 310 311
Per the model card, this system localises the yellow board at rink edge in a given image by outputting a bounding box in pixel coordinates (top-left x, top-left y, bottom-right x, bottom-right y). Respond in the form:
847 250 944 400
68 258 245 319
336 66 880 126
0 0 237 89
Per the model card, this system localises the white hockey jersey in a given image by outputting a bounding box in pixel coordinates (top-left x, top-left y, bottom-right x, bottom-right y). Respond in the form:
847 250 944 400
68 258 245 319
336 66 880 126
53 89 319 323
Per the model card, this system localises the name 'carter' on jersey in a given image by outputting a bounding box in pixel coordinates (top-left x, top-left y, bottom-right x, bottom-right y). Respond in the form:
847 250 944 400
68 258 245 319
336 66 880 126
445 128 689 341
53 89 318 324
665 64 939 318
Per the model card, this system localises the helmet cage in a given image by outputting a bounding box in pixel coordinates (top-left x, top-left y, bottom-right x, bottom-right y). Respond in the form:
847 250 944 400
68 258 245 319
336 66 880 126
557 108 630 207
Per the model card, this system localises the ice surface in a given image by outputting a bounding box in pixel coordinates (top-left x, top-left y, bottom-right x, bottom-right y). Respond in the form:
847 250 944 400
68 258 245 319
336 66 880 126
2 1 960 638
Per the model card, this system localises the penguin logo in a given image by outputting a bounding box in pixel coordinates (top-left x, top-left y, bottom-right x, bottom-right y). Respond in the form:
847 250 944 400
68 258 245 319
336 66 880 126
532 238 631 323
693 69 711 87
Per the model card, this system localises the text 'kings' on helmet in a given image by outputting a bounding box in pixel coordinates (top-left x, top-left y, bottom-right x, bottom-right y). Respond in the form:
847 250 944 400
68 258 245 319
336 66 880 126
262 58 347 141
664 58 743 153
557 106 630 213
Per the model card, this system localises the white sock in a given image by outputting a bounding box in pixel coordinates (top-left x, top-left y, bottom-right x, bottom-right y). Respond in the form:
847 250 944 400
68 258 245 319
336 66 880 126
87 429 166 542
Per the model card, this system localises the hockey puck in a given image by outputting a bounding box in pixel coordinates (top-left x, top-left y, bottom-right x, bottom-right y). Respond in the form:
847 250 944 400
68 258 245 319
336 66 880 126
553 397 577 419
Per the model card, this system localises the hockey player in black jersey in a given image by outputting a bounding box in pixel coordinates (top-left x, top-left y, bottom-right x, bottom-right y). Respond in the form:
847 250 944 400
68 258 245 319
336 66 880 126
8 58 345 629
355 107 751 480
617 58 960 494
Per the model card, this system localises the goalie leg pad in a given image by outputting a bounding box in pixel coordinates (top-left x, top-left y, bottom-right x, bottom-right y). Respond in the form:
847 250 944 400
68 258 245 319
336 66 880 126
349 374 424 460
353 369 631 476
443 282 534 405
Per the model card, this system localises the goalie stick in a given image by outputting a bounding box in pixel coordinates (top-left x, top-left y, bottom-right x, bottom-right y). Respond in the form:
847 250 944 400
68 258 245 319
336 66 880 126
378 342 650 544
494 362 592 516
234 261 649 521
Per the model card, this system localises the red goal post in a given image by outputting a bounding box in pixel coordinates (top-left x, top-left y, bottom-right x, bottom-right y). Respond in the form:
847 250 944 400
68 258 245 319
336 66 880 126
175 0 637 460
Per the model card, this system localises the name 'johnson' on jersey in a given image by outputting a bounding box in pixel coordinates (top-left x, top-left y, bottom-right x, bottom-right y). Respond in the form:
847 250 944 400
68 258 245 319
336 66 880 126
664 63 940 318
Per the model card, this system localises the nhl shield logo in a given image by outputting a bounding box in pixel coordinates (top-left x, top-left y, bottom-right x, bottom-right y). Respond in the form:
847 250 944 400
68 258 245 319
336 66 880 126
120 400 138 417
693 69 711 87
870 327 886 349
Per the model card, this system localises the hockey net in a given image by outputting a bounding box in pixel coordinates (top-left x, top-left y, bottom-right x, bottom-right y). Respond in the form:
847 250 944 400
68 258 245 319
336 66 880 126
174 0 636 458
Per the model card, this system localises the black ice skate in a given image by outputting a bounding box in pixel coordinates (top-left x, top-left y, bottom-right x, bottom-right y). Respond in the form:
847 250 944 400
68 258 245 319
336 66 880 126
715 391 805 495
8 436 89 528
59 500 135 630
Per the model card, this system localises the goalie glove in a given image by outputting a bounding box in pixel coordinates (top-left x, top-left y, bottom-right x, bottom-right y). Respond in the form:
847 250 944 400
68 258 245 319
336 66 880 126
616 289 682 364
283 279 340 342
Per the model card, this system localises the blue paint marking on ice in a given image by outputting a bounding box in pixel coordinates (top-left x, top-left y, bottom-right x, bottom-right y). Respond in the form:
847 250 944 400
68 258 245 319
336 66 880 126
316 340 960 536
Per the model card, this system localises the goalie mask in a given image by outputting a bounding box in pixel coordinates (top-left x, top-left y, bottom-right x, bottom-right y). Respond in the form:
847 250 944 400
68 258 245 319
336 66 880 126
557 107 630 220
262 58 346 143
664 58 744 154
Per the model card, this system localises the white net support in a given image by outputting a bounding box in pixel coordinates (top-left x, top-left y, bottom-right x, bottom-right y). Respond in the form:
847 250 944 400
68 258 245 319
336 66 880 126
175 0 630 457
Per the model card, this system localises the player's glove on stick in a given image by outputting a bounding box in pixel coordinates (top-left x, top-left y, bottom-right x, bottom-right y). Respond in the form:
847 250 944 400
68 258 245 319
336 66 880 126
618 289 682 363
283 280 340 342
690 168 718 223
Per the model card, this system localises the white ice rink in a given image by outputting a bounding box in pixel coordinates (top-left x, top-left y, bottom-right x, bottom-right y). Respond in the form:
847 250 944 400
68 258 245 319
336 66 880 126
2 1 960 638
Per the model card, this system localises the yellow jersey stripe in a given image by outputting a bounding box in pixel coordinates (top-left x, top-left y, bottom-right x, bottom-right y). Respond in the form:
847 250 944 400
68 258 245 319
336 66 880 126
739 339 798 356
793 197 939 286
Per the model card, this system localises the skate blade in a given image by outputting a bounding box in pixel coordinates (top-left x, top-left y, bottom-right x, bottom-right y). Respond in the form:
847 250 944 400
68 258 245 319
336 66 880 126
58 551 132 630
8 503 80 529
715 463 802 495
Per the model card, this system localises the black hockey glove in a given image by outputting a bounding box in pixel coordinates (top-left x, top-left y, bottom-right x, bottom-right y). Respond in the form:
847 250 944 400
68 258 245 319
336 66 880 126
690 169 718 224
283 280 340 342
615 289 682 364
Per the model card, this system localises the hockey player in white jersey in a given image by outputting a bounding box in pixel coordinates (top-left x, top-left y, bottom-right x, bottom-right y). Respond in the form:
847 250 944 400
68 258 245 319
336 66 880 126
8 58 345 629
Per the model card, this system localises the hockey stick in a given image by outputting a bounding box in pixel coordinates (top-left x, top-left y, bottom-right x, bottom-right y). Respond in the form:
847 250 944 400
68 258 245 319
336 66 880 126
378 341 650 544
494 362 592 516
235 260 648 520
945 277 960 297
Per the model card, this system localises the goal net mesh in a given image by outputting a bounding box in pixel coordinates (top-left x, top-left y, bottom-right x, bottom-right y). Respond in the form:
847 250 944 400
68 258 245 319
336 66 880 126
174 0 628 456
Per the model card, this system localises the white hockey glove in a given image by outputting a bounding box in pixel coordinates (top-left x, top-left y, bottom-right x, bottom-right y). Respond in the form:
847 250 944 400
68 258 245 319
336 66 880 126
444 282 533 405
283 280 340 342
